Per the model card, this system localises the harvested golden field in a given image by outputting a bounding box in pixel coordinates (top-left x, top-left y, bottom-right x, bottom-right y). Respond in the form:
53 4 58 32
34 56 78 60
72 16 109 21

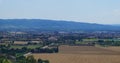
33 45 120 63
59 45 120 55
33 54 120 63
104 46 120 52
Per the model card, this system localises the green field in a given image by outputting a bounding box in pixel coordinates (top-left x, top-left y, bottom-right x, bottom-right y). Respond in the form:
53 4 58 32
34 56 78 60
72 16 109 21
10 45 42 49
82 39 120 42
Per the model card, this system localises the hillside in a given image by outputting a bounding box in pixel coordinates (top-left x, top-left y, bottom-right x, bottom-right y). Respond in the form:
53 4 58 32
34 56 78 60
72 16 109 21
0 19 119 31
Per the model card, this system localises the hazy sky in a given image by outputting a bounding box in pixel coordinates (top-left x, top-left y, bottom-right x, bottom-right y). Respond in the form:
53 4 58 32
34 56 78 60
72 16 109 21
0 0 120 24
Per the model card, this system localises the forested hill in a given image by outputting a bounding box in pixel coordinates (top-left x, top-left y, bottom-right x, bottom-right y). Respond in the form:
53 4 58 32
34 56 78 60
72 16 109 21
0 19 119 31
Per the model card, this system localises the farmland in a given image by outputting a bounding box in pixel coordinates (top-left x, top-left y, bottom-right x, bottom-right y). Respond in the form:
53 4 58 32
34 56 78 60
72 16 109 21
103 46 120 52
1 31 120 63
33 45 120 63
58 45 120 55
10 45 42 49
34 54 120 63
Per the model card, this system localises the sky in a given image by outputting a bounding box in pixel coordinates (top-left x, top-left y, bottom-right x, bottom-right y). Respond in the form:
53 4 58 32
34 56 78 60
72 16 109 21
0 0 120 24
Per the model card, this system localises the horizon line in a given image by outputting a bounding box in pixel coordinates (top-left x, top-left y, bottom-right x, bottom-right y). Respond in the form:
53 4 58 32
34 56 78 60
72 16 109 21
0 18 116 25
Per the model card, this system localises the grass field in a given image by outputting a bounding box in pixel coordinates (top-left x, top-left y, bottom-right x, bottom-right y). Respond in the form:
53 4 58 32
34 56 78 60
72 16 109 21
82 39 120 42
33 45 120 63
11 45 42 49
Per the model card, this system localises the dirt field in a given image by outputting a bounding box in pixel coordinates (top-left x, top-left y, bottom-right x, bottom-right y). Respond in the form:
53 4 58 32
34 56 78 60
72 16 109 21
103 46 120 52
34 54 120 63
59 45 120 55
14 41 28 45
33 45 120 63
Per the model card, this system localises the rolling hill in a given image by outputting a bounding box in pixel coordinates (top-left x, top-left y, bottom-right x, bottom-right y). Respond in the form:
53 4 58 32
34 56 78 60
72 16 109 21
0 19 119 31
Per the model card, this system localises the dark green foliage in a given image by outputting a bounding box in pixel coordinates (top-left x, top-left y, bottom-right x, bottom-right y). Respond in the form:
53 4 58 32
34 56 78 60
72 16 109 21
37 58 50 63
97 39 120 46
0 55 50 63
26 55 36 63
2 59 12 63
16 56 26 63
98 40 105 45
0 56 6 63
0 56 12 63
43 60 50 63
38 59 43 63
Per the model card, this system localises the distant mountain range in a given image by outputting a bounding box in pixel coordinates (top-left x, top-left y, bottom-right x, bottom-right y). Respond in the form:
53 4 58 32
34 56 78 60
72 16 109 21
0 19 120 32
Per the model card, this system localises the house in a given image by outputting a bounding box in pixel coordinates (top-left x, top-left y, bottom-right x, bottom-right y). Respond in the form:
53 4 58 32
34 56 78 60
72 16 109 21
13 41 28 45
24 52 32 57
48 37 58 41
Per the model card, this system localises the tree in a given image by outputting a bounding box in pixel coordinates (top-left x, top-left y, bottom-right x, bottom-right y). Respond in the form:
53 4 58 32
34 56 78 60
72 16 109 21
26 55 36 63
16 56 26 63
2 59 12 63
38 58 43 63
98 40 104 45
43 60 50 63
0 56 5 63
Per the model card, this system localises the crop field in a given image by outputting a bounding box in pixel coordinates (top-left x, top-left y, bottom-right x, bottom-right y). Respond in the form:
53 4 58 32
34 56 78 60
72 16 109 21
34 54 120 63
103 46 120 52
58 45 120 55
10 45 42 49
33 45 120 63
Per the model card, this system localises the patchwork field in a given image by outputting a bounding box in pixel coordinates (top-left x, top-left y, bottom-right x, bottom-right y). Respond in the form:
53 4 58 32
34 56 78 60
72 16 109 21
33 45 120 63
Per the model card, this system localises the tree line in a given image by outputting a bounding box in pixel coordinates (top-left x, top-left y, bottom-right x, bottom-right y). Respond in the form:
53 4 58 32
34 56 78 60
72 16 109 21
0 55 49 63
0 45 58 56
